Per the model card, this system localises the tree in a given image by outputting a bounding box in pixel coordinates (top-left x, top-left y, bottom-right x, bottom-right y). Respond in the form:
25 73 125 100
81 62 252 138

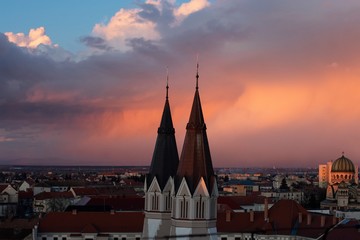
279 178 289 190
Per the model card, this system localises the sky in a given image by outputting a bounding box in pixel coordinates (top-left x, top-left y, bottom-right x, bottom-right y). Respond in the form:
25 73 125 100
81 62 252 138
1 0 360 168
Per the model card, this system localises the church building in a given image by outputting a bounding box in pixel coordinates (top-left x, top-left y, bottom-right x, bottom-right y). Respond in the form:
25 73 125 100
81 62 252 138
319 153 360 211
142 66 218 239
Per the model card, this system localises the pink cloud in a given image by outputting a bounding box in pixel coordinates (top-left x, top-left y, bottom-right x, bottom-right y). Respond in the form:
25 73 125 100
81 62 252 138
2 0 360 167
5 27 52 49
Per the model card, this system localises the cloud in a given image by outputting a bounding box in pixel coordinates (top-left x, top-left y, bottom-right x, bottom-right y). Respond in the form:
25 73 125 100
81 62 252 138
2 0 360 166
92 8 160 51
80 36 112 51
5 27 52 49
174 0 210 21
0 137 14 143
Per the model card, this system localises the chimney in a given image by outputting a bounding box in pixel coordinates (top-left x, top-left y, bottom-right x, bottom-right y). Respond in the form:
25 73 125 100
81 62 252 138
332 215 337 225
225 210 231 222
321 215 326 227
72 209 77 215
250 210 254 222
298 213 302 224
307 214 311 225
264 197 269 221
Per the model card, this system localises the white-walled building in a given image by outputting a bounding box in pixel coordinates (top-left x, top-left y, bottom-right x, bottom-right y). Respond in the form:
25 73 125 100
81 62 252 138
0 184 18 217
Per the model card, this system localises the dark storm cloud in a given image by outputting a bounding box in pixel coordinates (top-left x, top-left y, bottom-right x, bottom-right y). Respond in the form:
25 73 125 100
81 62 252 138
80 36 112 51
138 1 175 33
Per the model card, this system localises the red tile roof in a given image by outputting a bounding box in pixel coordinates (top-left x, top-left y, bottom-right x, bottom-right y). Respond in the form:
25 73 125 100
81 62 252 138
18 190 33 198
71 187 138 197
217 199 337 239
38 211 144 233
87 196 144 211
71 187 99 196
326 219 360 240
0 184 9 192
35 191 74 200
218 195 275 209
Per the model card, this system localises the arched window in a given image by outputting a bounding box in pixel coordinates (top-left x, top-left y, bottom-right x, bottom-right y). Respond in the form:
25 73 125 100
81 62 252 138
165 192 171 211
180 196 188 218
196 195 205 219
152 192 159 211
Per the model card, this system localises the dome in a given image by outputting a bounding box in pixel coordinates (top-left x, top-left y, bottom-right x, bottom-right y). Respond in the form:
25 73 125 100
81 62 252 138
331 154 355 173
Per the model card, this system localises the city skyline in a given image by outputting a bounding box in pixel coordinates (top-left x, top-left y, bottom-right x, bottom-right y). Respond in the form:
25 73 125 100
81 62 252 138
1 0 360 167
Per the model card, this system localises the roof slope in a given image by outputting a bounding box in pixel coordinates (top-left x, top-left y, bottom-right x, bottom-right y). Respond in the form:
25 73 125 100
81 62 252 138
38 212 144 233
147 85 179 190
217 199 336 239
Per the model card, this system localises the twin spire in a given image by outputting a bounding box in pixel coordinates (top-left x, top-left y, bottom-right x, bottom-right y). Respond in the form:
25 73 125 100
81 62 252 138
148 62 215 194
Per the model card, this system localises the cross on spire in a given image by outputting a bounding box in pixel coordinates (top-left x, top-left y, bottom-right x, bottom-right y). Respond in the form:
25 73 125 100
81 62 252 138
166 67 169 99
196 54 199 90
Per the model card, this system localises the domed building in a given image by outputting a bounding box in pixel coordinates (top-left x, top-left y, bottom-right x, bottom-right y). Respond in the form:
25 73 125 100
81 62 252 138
330 154 356 184
319 154 360 211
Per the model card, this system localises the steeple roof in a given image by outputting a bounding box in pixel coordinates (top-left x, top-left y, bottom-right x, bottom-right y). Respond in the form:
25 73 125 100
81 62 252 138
147 83 179 191
175 70 215 194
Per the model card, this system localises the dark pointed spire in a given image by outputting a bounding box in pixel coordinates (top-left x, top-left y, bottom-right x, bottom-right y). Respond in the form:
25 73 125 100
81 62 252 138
175 64 215 194
147 75 179 190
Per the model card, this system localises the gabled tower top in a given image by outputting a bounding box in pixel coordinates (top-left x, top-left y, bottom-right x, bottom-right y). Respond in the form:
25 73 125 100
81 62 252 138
175 63 215 194
146 72 179 190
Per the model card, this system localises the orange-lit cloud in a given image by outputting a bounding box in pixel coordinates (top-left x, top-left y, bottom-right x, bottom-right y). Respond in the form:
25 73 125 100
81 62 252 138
5 27 52 48
92 8 160 51
174 0 210 22
2 0 360 167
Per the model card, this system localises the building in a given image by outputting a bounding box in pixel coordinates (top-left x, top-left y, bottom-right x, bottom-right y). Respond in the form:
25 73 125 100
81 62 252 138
143 67 218 239
0 184 18 217
318 153 359 188
142 77 180 238
320 154 360 210
33 69 359 239
170 68 218 239
33 199 352 240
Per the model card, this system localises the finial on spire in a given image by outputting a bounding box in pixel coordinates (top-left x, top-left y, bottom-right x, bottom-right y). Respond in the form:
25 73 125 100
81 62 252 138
166 67 169 99
196 54 199 90
342 151 345 156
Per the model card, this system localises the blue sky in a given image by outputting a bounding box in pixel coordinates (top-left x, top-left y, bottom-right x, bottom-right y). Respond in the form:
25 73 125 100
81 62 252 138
0 1 134 51
0 0 192 52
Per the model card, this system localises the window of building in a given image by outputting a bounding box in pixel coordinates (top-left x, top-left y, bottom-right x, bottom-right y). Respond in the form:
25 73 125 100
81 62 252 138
221 237 227 240
165 192 171 211
180 198 188 218
122 237 126 240
42 238 46 240
151 193 159 211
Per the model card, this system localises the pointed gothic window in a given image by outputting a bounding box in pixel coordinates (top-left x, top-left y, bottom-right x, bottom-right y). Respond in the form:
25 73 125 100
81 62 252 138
180 196 188 218
151 192 159 211
195 195 205 219
165 192 171 211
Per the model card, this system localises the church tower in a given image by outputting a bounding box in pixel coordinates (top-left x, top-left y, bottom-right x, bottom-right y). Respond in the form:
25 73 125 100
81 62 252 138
170 65 218 239
142 77 179 239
